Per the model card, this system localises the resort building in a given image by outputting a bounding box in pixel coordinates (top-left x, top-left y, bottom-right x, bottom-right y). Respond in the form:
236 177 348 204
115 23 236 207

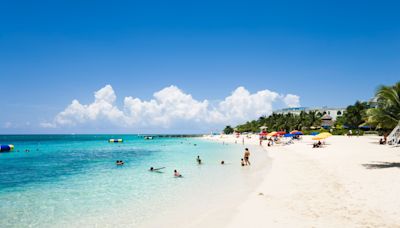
273 106 346 121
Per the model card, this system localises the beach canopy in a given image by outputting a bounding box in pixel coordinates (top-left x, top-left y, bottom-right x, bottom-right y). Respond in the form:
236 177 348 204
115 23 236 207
267 131 277 137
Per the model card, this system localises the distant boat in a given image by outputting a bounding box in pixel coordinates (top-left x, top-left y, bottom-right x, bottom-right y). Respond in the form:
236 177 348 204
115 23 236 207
109 139 123 143
144 136 153 140
0 144 14 152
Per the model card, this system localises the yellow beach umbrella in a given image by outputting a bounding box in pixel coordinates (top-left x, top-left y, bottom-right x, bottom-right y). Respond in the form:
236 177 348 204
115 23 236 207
318 132 332 139
312 136 323 140
313 132 332 140
267 131 277 137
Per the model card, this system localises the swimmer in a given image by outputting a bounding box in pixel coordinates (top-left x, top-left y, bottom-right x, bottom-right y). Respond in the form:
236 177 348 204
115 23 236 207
221 160 225 165
116 160 124 166
174 169 182 177
196 156 202 165
241 158 245 166
149 167 165 172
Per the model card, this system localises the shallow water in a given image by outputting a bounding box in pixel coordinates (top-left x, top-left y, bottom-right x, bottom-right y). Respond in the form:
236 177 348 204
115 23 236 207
0 135 269 227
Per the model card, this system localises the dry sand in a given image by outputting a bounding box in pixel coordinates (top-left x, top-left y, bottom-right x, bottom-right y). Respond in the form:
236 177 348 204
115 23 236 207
204 134 400 228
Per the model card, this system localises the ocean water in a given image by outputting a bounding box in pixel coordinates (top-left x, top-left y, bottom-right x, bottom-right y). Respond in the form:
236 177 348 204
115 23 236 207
0 135 269 227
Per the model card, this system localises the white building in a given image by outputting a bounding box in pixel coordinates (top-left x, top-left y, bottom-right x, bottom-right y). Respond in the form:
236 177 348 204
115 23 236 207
273 106 345 121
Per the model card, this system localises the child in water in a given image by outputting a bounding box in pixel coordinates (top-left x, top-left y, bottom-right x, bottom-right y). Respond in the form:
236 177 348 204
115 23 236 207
196 155 202 164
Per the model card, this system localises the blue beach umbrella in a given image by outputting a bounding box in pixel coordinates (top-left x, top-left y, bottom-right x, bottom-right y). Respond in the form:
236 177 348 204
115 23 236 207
284 133 294 137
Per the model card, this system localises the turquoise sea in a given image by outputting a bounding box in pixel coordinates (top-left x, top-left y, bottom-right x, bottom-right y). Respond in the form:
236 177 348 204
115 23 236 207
0 135 269 227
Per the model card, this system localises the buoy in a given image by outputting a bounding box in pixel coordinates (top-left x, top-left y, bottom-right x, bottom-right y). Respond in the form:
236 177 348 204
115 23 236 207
0 144 14 152
109 139 123 143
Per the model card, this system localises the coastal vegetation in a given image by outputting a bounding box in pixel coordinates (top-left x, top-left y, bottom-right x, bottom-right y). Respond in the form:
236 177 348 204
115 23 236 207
231 81 400 135
367 82 400 131
223 125 235 134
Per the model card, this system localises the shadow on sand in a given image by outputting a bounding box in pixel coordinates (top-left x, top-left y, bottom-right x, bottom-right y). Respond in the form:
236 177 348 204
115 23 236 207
363 162 400 169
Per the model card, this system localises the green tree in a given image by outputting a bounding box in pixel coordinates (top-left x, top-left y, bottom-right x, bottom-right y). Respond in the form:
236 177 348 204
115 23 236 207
367 82 400 130
305 111 321 129
223 125 234 134
342 101 369 129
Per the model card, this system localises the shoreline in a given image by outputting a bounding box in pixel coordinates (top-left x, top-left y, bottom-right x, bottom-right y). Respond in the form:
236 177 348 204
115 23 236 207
204 134 400 227
142 140 272 228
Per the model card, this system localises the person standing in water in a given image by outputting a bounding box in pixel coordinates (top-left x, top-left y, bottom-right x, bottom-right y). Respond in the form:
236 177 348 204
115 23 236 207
244 148 251 165
196 155 202 164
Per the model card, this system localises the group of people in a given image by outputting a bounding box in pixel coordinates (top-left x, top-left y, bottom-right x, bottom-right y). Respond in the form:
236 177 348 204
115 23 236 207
115 148 252 177
240 148 251 166
115 160 124 166
197 148 251 167
115 160 124 165
313 140 322 148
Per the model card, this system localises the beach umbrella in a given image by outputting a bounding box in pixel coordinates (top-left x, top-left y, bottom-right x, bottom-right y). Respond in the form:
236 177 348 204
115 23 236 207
277 131 286 135
284 133 294 137
312 136 323 140
312 132 332 140
290 130 303 135
267 131 277 137
260 126 268 130
314 132 332 139
359 123 372 130
319 132 332 138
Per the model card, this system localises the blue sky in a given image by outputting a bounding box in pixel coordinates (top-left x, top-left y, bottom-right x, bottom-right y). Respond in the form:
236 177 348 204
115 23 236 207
0 0 399 133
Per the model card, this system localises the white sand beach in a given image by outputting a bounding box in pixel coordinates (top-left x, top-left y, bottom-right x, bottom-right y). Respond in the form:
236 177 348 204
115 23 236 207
204 134 400 227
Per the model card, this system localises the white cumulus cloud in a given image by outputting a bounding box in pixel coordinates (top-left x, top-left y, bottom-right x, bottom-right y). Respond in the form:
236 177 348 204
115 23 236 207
283 94 301 108
41 85 300 130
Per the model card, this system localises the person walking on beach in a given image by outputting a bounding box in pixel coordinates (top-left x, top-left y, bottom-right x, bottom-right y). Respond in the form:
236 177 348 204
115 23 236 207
196 155 202 164
244 148 251 165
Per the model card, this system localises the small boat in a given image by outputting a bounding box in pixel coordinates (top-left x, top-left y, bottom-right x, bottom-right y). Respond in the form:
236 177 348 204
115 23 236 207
109 139 123 143
0 144 14 152
144 136 153 140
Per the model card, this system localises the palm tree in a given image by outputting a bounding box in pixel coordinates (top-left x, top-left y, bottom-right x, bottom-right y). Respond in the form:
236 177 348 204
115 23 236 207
367 82 400 130
305 111 321 129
